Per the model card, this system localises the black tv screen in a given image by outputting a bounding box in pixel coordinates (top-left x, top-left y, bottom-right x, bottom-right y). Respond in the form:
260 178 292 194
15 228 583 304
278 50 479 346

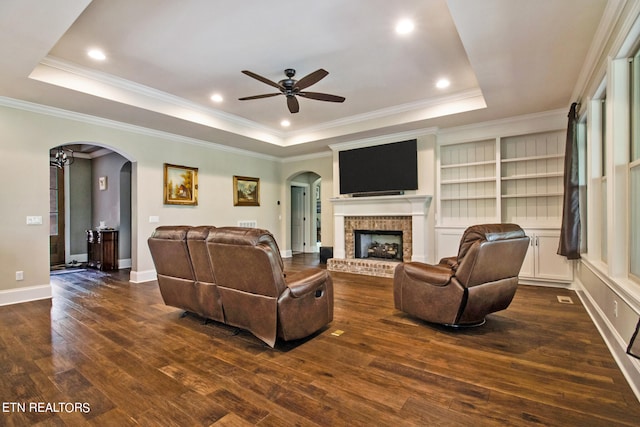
339 139 418 195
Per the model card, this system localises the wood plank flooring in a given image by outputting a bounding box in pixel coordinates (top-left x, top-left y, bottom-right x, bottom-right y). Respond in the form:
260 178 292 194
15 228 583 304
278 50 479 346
1 255 639 426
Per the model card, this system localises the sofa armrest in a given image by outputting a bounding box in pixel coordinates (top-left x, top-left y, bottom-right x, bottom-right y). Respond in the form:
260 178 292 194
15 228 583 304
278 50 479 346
401 262 453 286
285 268 328 297
438 256 458 270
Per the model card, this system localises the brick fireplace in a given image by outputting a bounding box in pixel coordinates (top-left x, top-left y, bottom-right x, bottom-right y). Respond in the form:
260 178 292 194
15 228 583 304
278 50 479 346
346 216 411 260
328 195 432 277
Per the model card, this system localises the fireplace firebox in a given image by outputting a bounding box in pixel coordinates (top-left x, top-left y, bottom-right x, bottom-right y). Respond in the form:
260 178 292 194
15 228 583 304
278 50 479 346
354 230 403 261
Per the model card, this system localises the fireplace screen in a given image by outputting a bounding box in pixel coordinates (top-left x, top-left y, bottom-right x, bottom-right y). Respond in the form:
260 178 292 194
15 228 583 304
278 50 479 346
354 230 403 261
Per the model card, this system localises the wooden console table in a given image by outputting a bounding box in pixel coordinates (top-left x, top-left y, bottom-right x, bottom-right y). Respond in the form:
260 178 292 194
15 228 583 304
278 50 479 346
87 229 118 271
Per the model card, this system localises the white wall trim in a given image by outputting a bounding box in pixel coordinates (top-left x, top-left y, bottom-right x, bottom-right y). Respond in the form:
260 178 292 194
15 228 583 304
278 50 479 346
575 278 640 402
0 284 52 307
436 108 566 145
329 127 438 152
129 269 157 283
0 96 279 162
281 150 332 163
118 258 132 269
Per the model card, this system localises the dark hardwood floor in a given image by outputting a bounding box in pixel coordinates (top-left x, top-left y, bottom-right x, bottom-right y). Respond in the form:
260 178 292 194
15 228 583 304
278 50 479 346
1 255 639 426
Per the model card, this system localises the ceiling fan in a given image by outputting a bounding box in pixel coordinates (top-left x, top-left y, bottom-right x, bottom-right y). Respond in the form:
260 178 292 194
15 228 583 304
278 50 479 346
238 68 345 113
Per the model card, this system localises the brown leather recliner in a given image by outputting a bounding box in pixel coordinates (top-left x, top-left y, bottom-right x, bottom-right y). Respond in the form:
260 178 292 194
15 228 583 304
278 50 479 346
148 226 225 322
186 226 225 322
147 225 201 315
148 225 333 347
393 223 530 326
206 227 333 347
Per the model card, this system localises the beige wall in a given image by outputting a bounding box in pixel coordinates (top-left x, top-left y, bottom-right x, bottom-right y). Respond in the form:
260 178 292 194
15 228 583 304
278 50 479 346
0 102 437 299
0 104 283 294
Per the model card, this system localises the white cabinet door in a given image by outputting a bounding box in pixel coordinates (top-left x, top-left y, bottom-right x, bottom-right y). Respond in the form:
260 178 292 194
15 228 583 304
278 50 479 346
519 235 535 279
435 228 464 262
534 232 573 282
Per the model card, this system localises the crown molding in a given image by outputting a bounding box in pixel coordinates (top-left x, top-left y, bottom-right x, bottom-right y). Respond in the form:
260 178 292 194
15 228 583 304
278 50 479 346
287 89 484 147
31 56 286 146
436 108 566 145
0 96 280 161
31 57 486 148
280 150 333 163
290 89 482 137
571 0 636 103
328 127 438 152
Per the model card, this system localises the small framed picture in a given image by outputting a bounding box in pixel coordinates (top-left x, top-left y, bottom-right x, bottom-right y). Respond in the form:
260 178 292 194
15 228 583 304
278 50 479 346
164 163 198 206
99 176 108 191
233 176 260 206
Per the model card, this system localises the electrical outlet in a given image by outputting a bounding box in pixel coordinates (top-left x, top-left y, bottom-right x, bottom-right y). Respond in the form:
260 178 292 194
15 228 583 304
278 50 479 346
15 271 24 281
613 300 618 318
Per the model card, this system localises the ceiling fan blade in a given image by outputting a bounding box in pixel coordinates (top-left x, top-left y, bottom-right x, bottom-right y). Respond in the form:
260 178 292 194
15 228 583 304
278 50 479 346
238 93 281 100
298 91 346 103
241 70 284 90
287 96 300 113
295 69 329 91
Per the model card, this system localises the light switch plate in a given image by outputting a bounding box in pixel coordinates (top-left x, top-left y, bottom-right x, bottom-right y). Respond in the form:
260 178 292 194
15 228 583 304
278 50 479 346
26 216 42 225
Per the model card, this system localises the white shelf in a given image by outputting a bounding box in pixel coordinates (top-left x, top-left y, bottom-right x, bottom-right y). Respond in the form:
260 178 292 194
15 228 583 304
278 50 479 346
501 154 564 163
501 193 563 199
442 177 497 185
441 195 497 201
501 172 563 181
441 160 496 169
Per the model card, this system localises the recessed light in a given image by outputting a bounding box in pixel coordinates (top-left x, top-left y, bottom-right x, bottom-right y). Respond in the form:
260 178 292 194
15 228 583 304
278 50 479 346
87 49 106 61
395 19 415 35
436 78 450 89
280 120 291 127
210 93 223 103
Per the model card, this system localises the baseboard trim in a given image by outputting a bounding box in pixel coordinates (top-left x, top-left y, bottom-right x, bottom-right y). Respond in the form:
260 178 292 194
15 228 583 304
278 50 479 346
118 258 132 269
0 284 52 307
130 269 157 283
67 253 88 264
281 250 292 259
575 283 640 402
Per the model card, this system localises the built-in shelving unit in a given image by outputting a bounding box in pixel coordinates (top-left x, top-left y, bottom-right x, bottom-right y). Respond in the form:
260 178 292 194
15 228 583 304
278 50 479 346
438 139 497 226
500 131 565 227
436 129 572 283
437 130 565 227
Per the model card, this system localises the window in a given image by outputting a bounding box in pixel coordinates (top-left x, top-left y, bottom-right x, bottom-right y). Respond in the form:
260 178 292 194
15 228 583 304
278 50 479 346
630 50 640 281
600 97 608 263
577 118 588 253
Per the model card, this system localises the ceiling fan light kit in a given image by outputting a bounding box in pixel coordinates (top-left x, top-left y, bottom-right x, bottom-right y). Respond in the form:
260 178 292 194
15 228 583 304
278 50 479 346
238 68 345 113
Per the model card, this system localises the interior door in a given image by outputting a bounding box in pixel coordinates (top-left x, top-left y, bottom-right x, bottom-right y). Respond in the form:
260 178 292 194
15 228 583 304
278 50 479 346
49 165 65 266
291 186 305 253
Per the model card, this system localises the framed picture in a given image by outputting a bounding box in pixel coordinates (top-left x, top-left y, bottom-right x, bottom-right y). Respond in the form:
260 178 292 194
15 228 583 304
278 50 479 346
233 175 260 206
98 176 108 191
164 163 198 205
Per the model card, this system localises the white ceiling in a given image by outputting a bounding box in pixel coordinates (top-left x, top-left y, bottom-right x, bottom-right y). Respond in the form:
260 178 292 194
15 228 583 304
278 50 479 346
0 0 608 157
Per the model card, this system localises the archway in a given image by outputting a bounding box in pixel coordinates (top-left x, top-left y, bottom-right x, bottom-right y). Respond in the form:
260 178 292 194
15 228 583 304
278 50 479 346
288 171 321 254
49 143 134 273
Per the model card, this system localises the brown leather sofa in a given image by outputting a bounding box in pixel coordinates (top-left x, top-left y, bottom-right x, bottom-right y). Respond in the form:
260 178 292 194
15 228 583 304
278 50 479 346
148 226 333 347
393 224 530 326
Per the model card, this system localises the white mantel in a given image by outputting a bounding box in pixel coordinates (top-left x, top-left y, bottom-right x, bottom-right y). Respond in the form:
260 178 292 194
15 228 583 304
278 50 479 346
330 194 432 263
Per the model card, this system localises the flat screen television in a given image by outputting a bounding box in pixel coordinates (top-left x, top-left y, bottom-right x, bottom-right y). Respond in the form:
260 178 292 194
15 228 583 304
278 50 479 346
339 139 418 195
